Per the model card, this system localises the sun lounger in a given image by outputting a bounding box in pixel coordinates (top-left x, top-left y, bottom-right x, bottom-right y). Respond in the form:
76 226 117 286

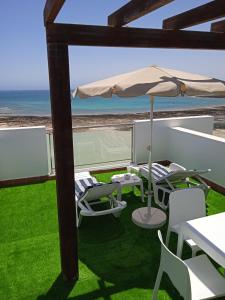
75 172 127 226
128 162 210 210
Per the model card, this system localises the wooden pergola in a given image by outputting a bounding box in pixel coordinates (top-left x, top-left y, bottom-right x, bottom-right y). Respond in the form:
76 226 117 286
43 0 225 281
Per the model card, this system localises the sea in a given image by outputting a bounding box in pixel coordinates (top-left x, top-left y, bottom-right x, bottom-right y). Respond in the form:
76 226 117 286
1 90 225 116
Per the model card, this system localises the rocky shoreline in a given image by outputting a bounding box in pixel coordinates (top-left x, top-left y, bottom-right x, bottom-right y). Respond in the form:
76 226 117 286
1 106 225 132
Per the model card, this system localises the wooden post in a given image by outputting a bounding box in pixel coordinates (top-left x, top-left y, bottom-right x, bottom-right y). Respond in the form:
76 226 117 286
46 42 78 281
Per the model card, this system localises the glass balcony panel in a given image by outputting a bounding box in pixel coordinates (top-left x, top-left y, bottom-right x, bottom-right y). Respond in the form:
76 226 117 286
47 124 132 173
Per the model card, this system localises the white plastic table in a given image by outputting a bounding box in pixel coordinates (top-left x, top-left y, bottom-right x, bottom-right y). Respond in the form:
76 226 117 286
111 173 144 202
177 212 225 268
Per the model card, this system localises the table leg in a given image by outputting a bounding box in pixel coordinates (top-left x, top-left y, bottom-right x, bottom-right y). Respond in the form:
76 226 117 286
140 182 144 202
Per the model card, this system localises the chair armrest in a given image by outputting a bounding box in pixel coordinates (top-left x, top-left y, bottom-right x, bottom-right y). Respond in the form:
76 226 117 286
169 163 186 172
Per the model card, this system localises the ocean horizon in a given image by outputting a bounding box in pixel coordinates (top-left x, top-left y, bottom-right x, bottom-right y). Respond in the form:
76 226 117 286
1 90 225 116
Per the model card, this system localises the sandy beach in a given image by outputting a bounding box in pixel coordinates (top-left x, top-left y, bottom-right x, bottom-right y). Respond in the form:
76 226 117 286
1 106 225 128
1 105 225 137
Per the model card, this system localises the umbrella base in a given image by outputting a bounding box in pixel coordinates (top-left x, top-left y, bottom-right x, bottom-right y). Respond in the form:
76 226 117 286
132 207 166 229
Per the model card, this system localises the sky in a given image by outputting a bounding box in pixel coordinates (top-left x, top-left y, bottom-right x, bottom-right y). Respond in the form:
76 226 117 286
0 0 225 90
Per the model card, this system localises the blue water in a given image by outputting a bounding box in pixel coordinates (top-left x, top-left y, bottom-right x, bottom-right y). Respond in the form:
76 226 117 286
1 90 225 116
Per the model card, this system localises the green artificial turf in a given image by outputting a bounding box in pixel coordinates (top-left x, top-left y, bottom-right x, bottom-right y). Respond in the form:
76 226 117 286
0 171 225 300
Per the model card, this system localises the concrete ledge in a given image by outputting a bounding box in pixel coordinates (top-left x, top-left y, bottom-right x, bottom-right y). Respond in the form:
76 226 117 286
1 164 225 195
202 177 225 195
0 175 49 188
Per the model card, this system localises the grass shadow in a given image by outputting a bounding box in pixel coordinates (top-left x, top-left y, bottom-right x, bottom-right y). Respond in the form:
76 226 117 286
37 273 76 300
76 190 183 299
37 190 193 299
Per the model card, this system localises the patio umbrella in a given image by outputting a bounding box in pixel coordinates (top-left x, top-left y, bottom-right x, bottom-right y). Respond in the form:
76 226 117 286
73 65 225 217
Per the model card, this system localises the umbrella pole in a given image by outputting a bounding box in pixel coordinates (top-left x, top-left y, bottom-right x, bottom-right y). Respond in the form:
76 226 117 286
148 95 154 208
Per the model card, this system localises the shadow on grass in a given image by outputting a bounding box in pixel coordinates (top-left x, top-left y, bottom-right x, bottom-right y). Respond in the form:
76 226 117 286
37 276 145 300
39 191 184 299
37 273 75 300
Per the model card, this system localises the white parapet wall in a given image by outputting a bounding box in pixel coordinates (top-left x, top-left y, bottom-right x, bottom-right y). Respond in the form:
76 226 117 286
1 116 223 187
133 115 214 164
0 126 49 180
168 127 225 188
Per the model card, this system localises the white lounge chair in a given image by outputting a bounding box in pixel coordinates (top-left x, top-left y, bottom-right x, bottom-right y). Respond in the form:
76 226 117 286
166 188 206 257
75 173 127 227
152 230 225 300
138 162 210 210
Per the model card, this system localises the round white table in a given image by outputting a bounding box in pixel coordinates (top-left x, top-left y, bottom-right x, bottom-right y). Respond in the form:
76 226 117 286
132 207 167 229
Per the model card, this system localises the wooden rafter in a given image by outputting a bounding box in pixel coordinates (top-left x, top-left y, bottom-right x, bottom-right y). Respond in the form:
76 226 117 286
44 0 65 25
163 0 225 30
108 0 174 27
211 19 225 32
46 23 225 50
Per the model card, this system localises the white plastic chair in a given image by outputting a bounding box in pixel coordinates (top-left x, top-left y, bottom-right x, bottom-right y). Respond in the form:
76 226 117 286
166 188 206 257
152 230 225 300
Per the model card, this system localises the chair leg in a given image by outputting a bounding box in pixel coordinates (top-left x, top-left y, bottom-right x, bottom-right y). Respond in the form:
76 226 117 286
113 211 122 218
78 214 83 227
151 268 163 300
117 186 122 202
165 229 171 247
191 247 198 257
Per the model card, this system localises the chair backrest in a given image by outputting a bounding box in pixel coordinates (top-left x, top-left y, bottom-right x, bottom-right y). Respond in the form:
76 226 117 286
140 163 209 185
84 182 119 202
157 170 205 184
168 188 206 228
169 162 186 172
157 230 191 299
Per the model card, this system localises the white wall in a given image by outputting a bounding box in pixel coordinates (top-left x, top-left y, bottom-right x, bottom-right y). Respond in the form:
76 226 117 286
133 115 214 164
132 115 225 188
1 115 223 188
168 127 225 187
0 126 49 180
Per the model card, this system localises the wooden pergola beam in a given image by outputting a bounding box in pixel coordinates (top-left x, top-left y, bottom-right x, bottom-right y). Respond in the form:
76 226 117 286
108 0 174 27
163 0 225 30
211 19 225 32
44 0 65 25
46 23 225 50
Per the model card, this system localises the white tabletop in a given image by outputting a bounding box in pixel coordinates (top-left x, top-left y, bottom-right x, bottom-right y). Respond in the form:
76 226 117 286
177 212 225 267
111 173 141 184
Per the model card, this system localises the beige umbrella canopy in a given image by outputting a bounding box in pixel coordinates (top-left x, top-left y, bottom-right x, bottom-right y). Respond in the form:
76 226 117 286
74 65 225 211
73 65 225 98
